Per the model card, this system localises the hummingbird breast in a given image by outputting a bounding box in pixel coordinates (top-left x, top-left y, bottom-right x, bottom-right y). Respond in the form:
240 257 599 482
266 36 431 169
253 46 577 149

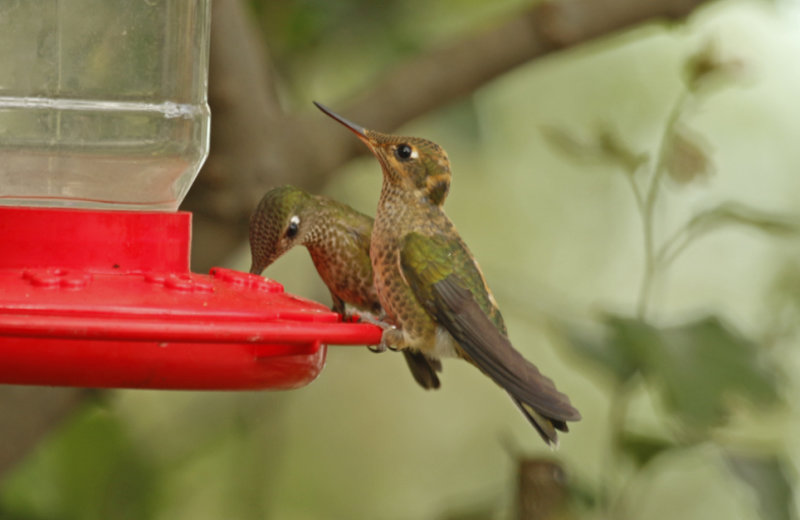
304 208 380 314
371 191 459 357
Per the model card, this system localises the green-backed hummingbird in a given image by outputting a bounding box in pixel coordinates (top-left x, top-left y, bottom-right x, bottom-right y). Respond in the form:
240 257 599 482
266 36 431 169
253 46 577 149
315 102 581 445
249 185 442 389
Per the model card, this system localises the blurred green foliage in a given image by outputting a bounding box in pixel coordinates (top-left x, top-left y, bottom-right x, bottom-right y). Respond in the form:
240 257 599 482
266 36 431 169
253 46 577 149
569 314 780 429
0 407 158 520
246 0 528 105
726 453 796 520
546 41 796 520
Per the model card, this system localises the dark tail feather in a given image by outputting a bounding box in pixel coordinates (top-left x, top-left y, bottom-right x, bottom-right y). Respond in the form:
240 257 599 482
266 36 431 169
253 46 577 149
511 396 569 446
402 350 442 390
426 277 581 442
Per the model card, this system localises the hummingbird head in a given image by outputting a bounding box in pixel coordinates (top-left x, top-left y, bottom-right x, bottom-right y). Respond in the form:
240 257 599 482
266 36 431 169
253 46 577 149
315 102 451 206
249 185 314 275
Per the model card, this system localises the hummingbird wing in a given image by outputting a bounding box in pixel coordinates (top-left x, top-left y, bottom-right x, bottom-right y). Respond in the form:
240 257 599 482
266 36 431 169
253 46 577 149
399 232 580 441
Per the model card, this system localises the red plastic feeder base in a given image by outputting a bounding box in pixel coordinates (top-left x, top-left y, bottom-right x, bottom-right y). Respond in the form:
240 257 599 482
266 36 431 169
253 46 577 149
0 206 382 390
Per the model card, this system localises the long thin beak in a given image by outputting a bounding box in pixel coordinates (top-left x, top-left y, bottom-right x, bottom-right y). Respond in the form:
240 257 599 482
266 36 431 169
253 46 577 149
314 101 371 144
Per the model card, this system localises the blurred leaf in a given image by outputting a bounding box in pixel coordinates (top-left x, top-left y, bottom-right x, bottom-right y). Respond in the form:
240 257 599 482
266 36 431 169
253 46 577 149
560 320 640 384
688 202 800 237
567 315 782 429
541 125 648 174
684 41 746 93
541 126 602 161
617 431 676 468
565 476 599 511
771 261 800 304
664 125 713 185
658 203 800 269
724 452 797 520
608 315 781 429
597 125 648 174
253 0 406 56
766 261 800 341
0 406 158 520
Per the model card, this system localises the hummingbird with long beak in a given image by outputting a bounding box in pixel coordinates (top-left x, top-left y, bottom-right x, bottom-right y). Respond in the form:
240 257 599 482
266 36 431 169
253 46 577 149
249 185 443 389
315 102 581 444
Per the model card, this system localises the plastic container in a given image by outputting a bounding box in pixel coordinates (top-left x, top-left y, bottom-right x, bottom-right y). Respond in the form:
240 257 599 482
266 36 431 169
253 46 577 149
0 1 211 210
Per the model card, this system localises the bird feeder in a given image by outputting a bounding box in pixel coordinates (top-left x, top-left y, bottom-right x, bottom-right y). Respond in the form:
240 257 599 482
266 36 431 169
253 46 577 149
0 1 381 390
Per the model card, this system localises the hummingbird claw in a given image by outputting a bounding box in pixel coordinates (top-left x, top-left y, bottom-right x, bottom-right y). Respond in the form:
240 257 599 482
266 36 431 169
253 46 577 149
352 311 393 330
380 327 405 352
368 344 387 354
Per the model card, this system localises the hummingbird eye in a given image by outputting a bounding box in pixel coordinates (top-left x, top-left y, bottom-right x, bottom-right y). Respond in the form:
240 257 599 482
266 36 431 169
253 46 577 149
286 216 300 239
395 144 414 161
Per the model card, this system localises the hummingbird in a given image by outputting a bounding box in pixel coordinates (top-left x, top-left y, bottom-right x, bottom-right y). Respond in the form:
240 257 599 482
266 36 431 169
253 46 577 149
315 102 581 444
249 185 443 389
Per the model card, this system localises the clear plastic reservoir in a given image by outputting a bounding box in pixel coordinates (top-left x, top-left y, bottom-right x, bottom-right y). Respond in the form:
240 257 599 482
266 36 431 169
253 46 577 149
0 1 211 211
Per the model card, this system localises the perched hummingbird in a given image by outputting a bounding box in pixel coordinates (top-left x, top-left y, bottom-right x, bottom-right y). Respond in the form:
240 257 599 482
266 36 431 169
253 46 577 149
315 102 581 444
249 185 443 389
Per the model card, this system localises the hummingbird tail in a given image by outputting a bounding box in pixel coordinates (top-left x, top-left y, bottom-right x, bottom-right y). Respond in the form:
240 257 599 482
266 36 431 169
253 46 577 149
511 396 568 446
421 275 581 439
402 350 442 390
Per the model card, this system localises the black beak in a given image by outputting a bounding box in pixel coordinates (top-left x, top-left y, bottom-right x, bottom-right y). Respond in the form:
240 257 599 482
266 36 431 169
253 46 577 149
313 101 371 144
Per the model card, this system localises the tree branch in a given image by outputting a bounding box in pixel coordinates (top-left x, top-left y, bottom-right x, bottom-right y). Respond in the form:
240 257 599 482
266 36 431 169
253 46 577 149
185 0 714 271
517 458 573 520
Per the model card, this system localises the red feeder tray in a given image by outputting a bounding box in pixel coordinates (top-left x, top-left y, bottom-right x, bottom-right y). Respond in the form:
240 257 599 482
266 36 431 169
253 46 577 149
0 206 383 390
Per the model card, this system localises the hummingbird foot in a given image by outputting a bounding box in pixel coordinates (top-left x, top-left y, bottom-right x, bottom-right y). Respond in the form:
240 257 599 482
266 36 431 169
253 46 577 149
351 312 396 354
350 311 393 330
380 327 406 352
